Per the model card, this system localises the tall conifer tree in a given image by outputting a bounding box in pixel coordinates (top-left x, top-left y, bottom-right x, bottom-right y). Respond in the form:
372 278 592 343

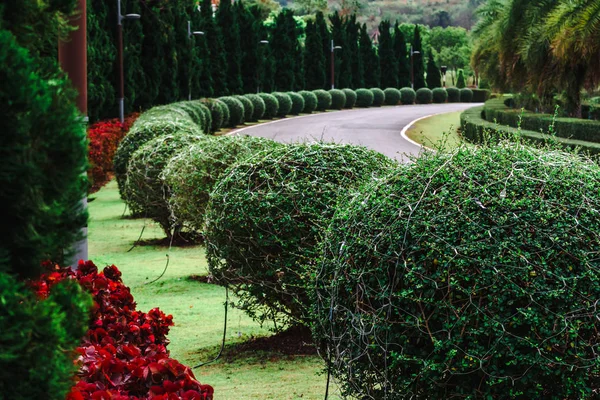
360 23 379 87
217 0 243 94
304 20 326 90
346 15 363 88
271 9 297 91
200 0 228 96
426 49 442 88
173 0 193 100
315 11 331 89
330 11 351 88
393 22 411 88
237 1 261 94
412 25 426 89
378 20 397 88
191 1 213 98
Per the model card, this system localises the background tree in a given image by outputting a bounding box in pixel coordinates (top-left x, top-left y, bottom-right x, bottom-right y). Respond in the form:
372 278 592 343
426 49 442 88
271 9 298 91
217 0 243 94
393 22 410 88
346 14 363 88
378 20 397 88
190 1 213 98
199 0 228 96
360 23 379 87
330 11 351 88
412 25 426 89
303 19 326 89
237 1 261 94
456 68 466 88
173 0 193 100
315 11 331 89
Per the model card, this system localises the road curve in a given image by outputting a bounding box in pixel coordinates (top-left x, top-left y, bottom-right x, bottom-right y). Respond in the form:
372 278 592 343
230 103 479 161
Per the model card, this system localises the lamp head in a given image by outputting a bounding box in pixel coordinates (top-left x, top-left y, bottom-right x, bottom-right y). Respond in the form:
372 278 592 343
124 13 141 20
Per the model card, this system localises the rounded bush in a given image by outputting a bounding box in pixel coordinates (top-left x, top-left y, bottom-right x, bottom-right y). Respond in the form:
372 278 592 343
299 91 318 113
258 93 279 119
415 87 433 104
272 92 293 117
313 144 600 399
355 88 374 107
313 89 332 111
460 88 474 102
123 133 208 237
383 88 401 105
114 114 202 200
205 143 396 326
166 102 205 128
215 99 230 128
287 92 305 115
370 88 385 107
399 87 416 104
342 88 357 108
243 94 266 121
432 87 448 103
328 89 347 110
200 99 224 133
235 95 254 123
164 135 281 234
219 96 245 127
447 87 460 103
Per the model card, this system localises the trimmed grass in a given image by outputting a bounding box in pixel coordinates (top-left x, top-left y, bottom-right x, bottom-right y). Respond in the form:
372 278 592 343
88 180 336 399
405 111 467 151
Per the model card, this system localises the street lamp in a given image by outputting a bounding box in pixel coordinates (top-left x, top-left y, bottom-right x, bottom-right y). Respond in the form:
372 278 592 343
410 44 420 90
117 0 140 123
187 20 205 101
257 40 269 93
440 65 448 87
331 40 342 90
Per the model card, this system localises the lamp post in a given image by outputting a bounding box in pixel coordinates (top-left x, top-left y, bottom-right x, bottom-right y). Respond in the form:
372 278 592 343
410 44 420 90
330 40 342 90
257 40 269 93
187 20 204 101
117 0 140 123
440 65 448 87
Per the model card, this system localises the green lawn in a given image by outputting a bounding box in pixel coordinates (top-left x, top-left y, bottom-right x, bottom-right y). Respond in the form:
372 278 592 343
88 180 338 399
405 110 468 151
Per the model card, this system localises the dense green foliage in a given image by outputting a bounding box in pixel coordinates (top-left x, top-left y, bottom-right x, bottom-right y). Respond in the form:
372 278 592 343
378 20 397 88
400 87 416 104
205 142 396 326
287 91 305 115
273 92 293 117
342 88 357 108
216 98 230 127
471 88 491 103
426 49 442 88
235 95 254 124
416 87 433 104
412 25 426 89
456 68 466 88
460 88 473 102
299 90 318 113
244 94 266 120
303 18 326 90
328 89 346 110
432 87 448 103
383 88 401 105
355 88 374 107
201 99 225 132
258 93 280 119
394 23 411 88
219 96 246 127
370 88 385 107
313 143 600 399
447 87 460 103
313 89 332 111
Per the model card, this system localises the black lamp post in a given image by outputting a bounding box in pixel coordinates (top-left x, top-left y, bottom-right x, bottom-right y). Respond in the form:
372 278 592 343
117 0 140 123
410 44 420 90
187 20 204 101
330 40 342 90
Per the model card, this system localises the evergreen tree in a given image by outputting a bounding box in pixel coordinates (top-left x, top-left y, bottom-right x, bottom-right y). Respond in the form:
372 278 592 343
292 12 305 90
456 69 466 88
345 14 363 88
217 0 243 94
255 9 273 92
393 22 410 88
200 0 228 96
412 25 426 90
271 9 297 91
378 20 397 88
330 11 350 89
360 23 379 87
303 20 326 90
426 49 442 88
315 11 331 89
172 0 193 100
123 0 144 112
191 0 213 98
237 1 261 94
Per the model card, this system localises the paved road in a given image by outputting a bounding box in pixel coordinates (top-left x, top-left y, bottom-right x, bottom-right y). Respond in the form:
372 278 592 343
230 103 479 161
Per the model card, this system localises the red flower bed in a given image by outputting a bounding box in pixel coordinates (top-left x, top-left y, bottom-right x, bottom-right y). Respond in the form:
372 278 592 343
88 114 138 193
32 260 214 400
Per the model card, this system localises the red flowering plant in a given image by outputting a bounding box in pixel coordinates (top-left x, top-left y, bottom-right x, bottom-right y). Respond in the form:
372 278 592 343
88 114 138 193
32 260 214 400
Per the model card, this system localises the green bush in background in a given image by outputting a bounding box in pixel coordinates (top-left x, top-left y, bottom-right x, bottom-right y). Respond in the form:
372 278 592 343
432 87 448 103
313 89 332 111
273 92 293 117
215 99 230 128
416 87 433 104
399 87 416 105
299 91 318 113
244 94 266 121
287 92 305 115
258 93 279 119
219 96 245 127
370 88 385 107
355 88 374 107
447 87 460 103
329 89 347 110
342 88 357 108
456 68 466 88
235 95 254 124
383 88 401 105
201 98 224 133
460 88 474 102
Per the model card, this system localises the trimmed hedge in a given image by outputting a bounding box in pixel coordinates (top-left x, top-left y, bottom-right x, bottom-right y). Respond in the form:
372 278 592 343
273 92 293 117
416 87 433 104
342 88 357 108
460 88 473 102
400 87 416 105
215 99 230 128
355 88 374 107
432 87 448 103
472 88 491 103
201 98 225 133
219 96 245 127
370 88 385 107
258 93 279 119
287 91 305 115
244 94 266 121
313 89 332 111
383 88 401 105
299 91 318 114
447 87 460 103
235 95 254 123
329 89 346 110
204 142 396 327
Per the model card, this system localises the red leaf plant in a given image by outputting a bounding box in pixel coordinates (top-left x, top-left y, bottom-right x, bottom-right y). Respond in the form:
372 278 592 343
32 260 214 400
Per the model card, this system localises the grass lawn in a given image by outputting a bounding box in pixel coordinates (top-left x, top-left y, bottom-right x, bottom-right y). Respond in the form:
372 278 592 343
405 111 468 151
88 180 338 399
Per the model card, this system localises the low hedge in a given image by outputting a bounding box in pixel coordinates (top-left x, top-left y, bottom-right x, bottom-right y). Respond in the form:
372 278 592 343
258 93 279 119
299 91 318 113
472 88 491 102
400 87 416 105
219 96 245 127
355 88 374 107
342 88 357 108
447 87 460 103
460 88 473 102
416 88 433 104
383 88 401 105
235 95 254 123
432 87 447 103
201 98 225 132
287 92 305 115
329 89 346 110
273 92 293 117
370 88 385 107
215 99 230 128
243 94 266 121
313 89 332 111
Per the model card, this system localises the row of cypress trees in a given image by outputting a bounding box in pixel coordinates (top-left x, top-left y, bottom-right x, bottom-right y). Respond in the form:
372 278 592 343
87 0 441 122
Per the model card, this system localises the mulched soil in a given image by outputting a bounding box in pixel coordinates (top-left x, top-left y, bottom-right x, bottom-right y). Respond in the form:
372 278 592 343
226 325 317 357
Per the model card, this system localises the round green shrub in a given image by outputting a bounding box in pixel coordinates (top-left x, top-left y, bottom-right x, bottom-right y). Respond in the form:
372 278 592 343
400 87 416 104
328 89 347 110
287 92 305 115
258 93 279 119
123 133 208 238
313 143 600 399
370 88 385 107
243 94 266 121
299 90 318 113
342 88 357 108
313 89 332 111
460 88 474 102
200 98 224 133
205 143 396 326
235 95 254 123
219 96 245 127
272 92 293 117
355 88 374 107
432 87 448 103
447 87 460 102
415 87 433 104
114 114 202 201
383 88 401 105
215 99 230 128
166 102 205 128
164 135 282 234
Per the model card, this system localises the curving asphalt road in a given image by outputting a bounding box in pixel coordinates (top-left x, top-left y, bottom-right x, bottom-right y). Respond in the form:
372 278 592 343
230 103 480 161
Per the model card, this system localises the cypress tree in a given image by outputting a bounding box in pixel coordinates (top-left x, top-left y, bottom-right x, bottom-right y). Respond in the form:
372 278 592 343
426 49 442 89
256 9 273 92
200 0 228 96
191 0 213 98
291 11 304 90
412 25 426 90
330 11 351 89
393 22 410 88
122 0 143 113
303 20 326 90
158 3 179 104
315 11 331 89
378 20 397 88
217 0 243 94
360 23 379 88
173 0 193 100
271 9 296 91
237 1 260 94
346 14 363 89
456 69 466 88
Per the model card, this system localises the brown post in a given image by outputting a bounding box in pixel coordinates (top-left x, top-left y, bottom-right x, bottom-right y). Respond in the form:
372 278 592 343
117 2 125 123
331 40 335 90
